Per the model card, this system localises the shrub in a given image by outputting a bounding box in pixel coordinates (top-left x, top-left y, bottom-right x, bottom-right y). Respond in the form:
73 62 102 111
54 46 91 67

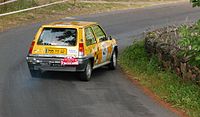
178 20 200 67
191 0 200 7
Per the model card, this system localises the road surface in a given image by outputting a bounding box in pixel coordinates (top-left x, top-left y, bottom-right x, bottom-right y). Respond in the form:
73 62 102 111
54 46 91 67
0 2 200 117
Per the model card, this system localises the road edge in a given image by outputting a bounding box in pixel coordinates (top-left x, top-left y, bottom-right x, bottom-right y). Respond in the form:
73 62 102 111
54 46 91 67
119 66 189 117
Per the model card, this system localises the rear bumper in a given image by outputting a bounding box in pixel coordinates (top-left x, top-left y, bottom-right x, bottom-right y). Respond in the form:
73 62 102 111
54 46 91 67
26 56 88 72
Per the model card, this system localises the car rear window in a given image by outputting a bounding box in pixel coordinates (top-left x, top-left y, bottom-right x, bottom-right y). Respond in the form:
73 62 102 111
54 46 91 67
37 28 77 46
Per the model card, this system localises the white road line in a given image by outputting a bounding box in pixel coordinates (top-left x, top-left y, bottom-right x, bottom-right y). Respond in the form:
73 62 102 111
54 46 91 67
0 0 17 6
0 0 69 17
61 17 76 20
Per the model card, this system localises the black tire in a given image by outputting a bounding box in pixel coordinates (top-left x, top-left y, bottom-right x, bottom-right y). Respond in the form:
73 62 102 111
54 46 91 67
109 51 117 70
80 61 92 81
30 70 41 78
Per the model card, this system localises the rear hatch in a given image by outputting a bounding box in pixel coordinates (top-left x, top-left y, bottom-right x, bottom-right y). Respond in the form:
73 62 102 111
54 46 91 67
31 27 79 58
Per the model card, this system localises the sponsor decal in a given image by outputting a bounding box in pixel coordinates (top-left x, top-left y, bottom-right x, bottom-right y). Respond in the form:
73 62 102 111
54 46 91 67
68 49 77 54
61 57 78 65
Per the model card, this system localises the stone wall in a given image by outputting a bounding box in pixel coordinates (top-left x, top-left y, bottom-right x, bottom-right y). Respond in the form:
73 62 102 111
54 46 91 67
144 26 200 83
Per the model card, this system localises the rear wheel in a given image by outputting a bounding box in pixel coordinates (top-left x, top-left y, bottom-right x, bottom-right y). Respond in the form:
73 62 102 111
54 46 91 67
80 61 92 81
109 51 117 70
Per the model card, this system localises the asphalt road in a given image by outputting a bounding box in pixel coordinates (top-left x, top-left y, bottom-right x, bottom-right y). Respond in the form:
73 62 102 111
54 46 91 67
0 2 200 117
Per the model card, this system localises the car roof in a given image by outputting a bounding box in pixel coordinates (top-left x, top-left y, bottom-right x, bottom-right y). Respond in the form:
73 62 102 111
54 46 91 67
42 21 97 28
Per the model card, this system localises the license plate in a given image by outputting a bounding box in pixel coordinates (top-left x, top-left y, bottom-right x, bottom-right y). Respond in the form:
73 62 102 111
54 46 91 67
61 57 78 65
45 48 67 54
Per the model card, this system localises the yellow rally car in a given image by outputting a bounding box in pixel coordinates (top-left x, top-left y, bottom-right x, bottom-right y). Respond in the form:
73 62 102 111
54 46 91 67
26 21 118 81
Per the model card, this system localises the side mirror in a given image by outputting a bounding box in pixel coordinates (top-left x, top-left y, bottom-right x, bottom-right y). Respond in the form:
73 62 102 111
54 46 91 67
108 36 112 40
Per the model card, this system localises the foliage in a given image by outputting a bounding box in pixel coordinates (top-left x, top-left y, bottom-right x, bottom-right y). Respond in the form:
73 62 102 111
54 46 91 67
120 41 200 117
191 0 200 7
178 20 200 67
145 21 200 68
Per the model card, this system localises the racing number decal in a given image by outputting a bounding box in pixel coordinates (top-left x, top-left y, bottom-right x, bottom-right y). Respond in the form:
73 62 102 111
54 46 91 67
94 51 98 64
102 48 108 62
107 46 112 60
101 42 108 63
91 46 98 65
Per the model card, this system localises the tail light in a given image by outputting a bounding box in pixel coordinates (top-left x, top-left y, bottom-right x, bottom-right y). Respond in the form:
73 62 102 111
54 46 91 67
79 43 84 56
29 41 35 54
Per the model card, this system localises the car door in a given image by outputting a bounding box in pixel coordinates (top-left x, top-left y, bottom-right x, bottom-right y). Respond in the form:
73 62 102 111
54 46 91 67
84 27 99 65
91 25 113 64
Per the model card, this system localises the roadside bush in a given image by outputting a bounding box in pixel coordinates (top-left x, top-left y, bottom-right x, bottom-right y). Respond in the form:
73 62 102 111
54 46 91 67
178 21 200 68
191 0 200 7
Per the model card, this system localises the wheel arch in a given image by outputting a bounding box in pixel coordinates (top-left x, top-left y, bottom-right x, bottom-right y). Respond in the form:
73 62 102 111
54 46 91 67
113 46 118 58
88 57 95 68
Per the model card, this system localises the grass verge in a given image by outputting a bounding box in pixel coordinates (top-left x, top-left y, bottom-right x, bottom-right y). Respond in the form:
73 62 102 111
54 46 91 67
103 0 185 2
0 2 149 32
0 0 37 14
0 0 64 14
119 40 200 117
0 0 9 3
0 0 185 32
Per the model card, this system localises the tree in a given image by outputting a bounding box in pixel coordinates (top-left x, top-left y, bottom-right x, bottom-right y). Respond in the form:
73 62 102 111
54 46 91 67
191 0 200 7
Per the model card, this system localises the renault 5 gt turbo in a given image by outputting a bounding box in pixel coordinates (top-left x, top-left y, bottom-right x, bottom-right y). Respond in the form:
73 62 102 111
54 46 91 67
26 21 118 81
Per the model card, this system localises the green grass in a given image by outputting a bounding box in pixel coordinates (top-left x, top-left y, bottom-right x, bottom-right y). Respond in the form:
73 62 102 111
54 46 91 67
119 40 200 117
0 0 38 14
0 0 63 14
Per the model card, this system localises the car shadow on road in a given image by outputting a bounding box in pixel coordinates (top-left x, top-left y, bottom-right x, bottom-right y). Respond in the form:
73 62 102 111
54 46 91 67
31 67 111 82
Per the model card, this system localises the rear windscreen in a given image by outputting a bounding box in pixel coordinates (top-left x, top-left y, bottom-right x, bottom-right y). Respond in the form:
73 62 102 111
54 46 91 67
37 28 77 46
